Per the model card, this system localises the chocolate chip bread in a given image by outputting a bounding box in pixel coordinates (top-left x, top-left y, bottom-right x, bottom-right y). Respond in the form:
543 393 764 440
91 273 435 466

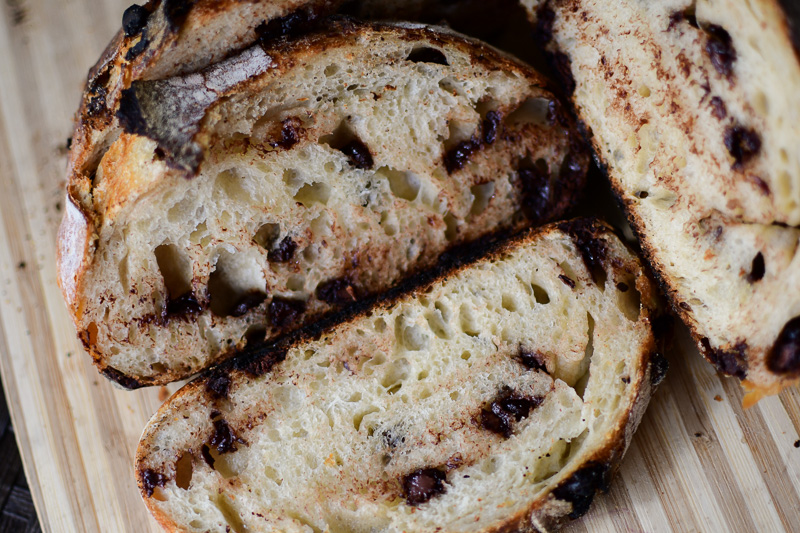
136 220 664 532
523 0 800 401
57 17 589 388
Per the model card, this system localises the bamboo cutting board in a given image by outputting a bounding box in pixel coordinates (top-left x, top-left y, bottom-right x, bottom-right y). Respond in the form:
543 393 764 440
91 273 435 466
0 1 799 531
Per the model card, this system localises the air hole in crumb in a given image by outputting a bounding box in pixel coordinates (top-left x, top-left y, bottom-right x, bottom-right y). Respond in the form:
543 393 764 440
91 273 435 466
459 304 480 337
620 280 641 322
154 244 192 300
531 284 550 304
320 121 374 169
444 212 459 241
151 362 167 374
324 64 340 77
294 182 331 206
213 495 246 533
505 98 551 127
85 322 99 345
264 465 283 485
444 120 476 152
403 325 428 350
425 309 450 339
450 391 460 400
175 453 193 490
470 182 495 216
382 167 421 201
353 407 380 431
208 250 266 317
636 191 649 199
406 46 449 65
253 223 280 250
502 294 518 312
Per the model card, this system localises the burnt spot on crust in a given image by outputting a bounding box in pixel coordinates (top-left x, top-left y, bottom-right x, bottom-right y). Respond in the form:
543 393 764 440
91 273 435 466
232 347 287 378
122 4 150 37
557 219 608 286
519 349 549 374
724 125 761 170
162 0 196 32
552 462 611 519
533 4 556 45
709 96 727 120
704 24 736 78
316 278 358 305
481 388 544 438
166 292 203 318
402 468 447 506
206 372 231 400
86 69 111 116
444 138 481 174
406 47 449 66
268 236 297 263
650 352 669 386
552 52 576 96
140 468 167 497
256 9 315 44
482 110 501 145
125 36 151 61
559 274 576 289
229 291 267 318
268 297 307 329
101 366 143 390
700 338 747 379
339 138 374 170
747 252 765 283
767 316 800 375
209 412 245 454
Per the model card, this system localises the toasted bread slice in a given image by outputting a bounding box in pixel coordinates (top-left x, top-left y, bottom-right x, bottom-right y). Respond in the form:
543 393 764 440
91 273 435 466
523 0 800 398
58 19 589 387
136 219 663 532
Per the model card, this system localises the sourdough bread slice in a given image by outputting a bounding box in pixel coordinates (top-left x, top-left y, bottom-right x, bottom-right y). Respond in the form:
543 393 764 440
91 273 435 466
136 219 664 533
523 0 800 399
58 19 589 388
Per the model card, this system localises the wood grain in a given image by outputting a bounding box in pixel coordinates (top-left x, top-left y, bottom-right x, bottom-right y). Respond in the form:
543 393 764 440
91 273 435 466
0 1 797 532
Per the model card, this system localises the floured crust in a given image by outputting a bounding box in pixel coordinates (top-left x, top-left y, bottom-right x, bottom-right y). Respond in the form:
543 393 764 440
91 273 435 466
523 0 800 397
135 220 664 532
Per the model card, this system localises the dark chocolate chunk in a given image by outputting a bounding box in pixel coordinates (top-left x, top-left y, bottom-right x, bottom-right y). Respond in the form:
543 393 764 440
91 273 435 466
122 4 150 37
206 373 231 400
233 348 287 378
268 297 306 329
700 338 747 379
276 118 301 150
705 24 736 78
481 390 543 438
557 219 608 285
444 138 480 174
268 236 298 263
340 138 374 170
406 47 449 66
402 468 447 506
316 278 357 305
552 462 610 519
256 9 313 44
724 125 761 169
519 349 549 373
230 292 267 318
710 96 727 120
519 165 551 224
201 444 215 468
141 468 167 497
482 110 501 145
767 316 800 375
559 274 576 289
209 414 244 454
166 292 203 318
125 36 150 61
747 252 765 283
650 352 669 386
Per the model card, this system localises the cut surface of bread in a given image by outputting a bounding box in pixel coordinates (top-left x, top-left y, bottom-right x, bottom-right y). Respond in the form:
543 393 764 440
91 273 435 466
136 220 663 533
58 19 589 387
523 0 800 398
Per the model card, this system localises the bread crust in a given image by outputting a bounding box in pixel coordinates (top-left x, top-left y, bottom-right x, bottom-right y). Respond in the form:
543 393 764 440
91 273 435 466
135 219 664 532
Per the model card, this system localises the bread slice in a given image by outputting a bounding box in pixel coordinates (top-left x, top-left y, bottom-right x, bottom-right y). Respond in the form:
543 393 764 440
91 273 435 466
135 219 664 532
57 19 590 388
522 0 800 400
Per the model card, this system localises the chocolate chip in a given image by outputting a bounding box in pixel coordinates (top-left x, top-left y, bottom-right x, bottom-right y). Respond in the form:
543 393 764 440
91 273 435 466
519 349 548 373
166 292 203 318
256 9 313 44
406 47 449 66
767 316 800 375
268 236 297 263
402 468 447 506
650 352 669 386
481 390 543 438
316 278 357 305
208 413 244 454
444 138 480 174
710 96 727 119
705 25 736 78
747 252 765 283
482 110 501 145
559 274 576 289
519 162 551 223
552 462 610 519
268 297 306 328
206 373 231 400
275 118 302 150
724 125 761 169
141 468 167 497
700 338 747 379
229 292 267 318
125 36 150 61
122 4 150 37
340 138 374 169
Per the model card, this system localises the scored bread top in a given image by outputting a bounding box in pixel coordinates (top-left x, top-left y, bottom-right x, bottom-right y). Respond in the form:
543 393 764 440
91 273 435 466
58 19 590 387
523 0 800 397
135 220 664 533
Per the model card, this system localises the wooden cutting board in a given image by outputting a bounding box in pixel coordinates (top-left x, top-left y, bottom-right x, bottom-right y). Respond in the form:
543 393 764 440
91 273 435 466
0 1 798 531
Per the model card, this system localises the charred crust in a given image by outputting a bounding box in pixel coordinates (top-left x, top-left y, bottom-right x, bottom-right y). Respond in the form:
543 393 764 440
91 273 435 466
533 3 555 46
552 462 611 519
402 467 447 506
232 346 287 378
700 338 748 379
767 316 800 375
552 51 576 96
704 24 736 78
274 117 303 150
747 252 765 283
162 0 196 32
649 351 669 386
256 8 316 45
205 372 231 400
122 4 151 37
125 36 150 61
140 468 167 497
557 219 608 285
269 297 307 329
101 365 144 390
